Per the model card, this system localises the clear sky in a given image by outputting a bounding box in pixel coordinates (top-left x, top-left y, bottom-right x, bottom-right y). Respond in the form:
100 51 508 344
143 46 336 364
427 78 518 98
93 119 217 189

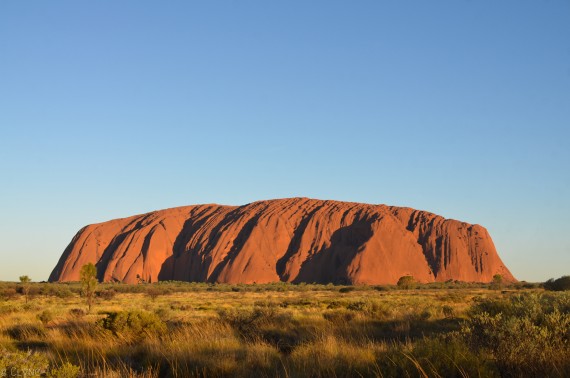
0 1 568 282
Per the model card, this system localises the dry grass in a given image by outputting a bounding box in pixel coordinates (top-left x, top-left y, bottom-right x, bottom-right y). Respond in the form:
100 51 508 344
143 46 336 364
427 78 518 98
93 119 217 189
0 282 568 377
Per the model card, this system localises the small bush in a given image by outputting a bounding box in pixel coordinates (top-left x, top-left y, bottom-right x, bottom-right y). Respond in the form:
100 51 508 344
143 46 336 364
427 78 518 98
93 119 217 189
146 287 164 301
219 305 313 354
99 310 166 337
54 287 74 298
37 309 55 325
40 285 74 298
346 300 391 318
96 289 116 300
218 307 279 335
22 302 42 312
325 300 345 309
280 298 313 307
521 281 541 289
346 301 368 312
397 275 415 289
463 293 570 376
419 309 432 321
68 308 87 319
154 307 172 320
254 300 279 308
48 362 81 378
323 310 355 323
0 304 18 315
442 305 455 319
0 349 49 377
339 287 355 293
0 288 18 301
374 285 391 291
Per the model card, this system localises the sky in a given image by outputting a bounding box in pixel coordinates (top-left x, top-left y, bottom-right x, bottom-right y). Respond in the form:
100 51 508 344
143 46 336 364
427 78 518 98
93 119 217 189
0 1 568 282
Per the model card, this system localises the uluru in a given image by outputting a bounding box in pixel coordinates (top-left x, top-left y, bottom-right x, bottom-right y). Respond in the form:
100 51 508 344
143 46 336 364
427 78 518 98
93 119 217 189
49 198 515 284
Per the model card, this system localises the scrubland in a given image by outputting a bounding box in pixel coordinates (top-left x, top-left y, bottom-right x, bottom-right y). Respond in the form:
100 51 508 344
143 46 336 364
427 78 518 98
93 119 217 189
0 281 569 377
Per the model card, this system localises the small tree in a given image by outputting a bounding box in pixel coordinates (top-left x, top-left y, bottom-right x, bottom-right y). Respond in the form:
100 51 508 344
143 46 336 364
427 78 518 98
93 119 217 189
491 274 503 290
397 275 415 290
80 263 98 312
19 275 31 303
544 275 570 291
146 287 163 302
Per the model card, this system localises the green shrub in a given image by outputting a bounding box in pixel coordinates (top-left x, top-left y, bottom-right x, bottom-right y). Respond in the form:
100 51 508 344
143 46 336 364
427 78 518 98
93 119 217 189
397 275 415 289
54 287 74 298
346 300 391 318
463 293 570 376
544 276 570 291
0 349 49 377
521 281 541 289
419 309 432 321
48 362 81 378
339 287 355 293
346 300 368 312
96 289 116 300
217 306 280 335
374 285 391 291
154 307 172 320
40 284 74 298
280 297 313 307
99 310 166 337
325 300 345 309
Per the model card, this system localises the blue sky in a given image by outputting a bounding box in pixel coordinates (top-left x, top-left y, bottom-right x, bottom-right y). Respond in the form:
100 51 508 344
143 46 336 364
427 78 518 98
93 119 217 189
0 1 568 282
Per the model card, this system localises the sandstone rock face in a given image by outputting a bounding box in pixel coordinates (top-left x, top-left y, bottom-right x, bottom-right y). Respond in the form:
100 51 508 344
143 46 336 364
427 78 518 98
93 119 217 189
49 198 515 284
